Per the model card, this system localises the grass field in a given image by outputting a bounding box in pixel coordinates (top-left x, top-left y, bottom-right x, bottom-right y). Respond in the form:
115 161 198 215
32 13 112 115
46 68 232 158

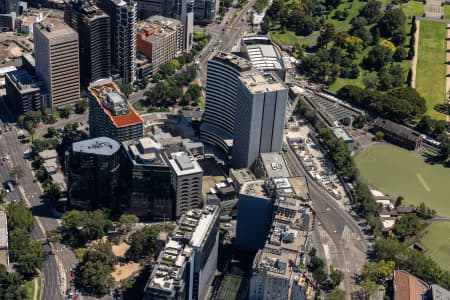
416 20 447 120
445 5 450 19
419 222 450 270
355 144 450 217
326 0 366 27
402 1 424 16
216 275 243 300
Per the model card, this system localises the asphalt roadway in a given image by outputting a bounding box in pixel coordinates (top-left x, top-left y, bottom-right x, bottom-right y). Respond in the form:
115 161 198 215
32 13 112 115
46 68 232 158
283 140 367 294
0 97 77 300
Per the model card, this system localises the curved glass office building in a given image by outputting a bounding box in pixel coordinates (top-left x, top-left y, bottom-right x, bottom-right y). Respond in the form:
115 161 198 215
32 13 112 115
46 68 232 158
200 52 252 154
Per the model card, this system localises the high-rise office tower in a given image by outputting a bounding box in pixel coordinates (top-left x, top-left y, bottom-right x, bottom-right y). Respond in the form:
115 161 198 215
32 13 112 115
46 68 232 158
97 0 137 84
192 0 217 24
68 137 121 211
0 0 19 14
232 72 288 169
64 0 111 85
166 151 202 218
200 52 252 154
122 137 174 221
34 19 80 108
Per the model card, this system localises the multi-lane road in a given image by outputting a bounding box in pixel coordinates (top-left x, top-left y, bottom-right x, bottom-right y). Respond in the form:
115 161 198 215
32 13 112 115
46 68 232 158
283 140 367 294
0 96 77 300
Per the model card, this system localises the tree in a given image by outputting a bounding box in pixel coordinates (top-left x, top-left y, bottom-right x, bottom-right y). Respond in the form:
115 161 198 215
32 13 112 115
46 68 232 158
119 214 138 232
7 201 34 233
17 240 43 278
128 226 160 261
363 45 393 71
75 99 88 114
46 126 57 138
41 108 59 124
375 131 385 141
328 288 346 300
61 210 112 246
43 182 61 201
394 46 407 61
359 0 382 23
80 260 114 296
362 261 395 283
46 229 62 243
83 240 117 268
378 8 406 38
159 62 176 78
317 23 336 48
121 83 133 98
329 265 344 288
0 189 6 203
0 264 27 300
395 196 404 208
393 213 422 239
59 105 73 118
361 279 378 297
10 165 24 183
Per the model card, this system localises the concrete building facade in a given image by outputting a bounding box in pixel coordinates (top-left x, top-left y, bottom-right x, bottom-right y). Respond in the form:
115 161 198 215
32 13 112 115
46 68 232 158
5 69 44 115
200 52 252 154
88 81 144 142
34 19 80 108
64 0 111 85
166 151 202 218
137 15 184 72
232 72 288 169
144 206 220 300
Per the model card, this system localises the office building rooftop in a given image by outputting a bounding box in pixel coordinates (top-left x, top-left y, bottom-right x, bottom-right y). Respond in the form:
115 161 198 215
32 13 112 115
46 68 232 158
241 36 283 71
6 69 41 93
260 153 290 178
240 72 285 94
123 137 167 166
137 15 182 41
88 82 144 128
147 206 219 293
240 180 269 199
34 18 77 39
213 51 252 72
73 137 120 156
167 152 202 176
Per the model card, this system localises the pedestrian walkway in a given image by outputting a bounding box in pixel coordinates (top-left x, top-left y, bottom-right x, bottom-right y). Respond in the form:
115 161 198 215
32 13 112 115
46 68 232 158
411 20 420 88
447 24 450 122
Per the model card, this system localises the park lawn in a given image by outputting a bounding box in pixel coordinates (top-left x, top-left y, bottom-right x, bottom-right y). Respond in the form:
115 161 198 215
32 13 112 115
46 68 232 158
416 20 447 120
355 144 450 217
326 0 366 28
402 1 424 17
23 280 34 300
419 222 450 270
445 5 450 19
269 23 319 46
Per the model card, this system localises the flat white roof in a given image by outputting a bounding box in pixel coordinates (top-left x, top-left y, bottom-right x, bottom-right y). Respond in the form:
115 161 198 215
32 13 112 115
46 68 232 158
168 152 202 176
190 208 217 248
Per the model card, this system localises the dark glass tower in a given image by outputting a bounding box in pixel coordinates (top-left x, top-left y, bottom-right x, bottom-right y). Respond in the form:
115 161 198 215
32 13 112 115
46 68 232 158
64 1 111 85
